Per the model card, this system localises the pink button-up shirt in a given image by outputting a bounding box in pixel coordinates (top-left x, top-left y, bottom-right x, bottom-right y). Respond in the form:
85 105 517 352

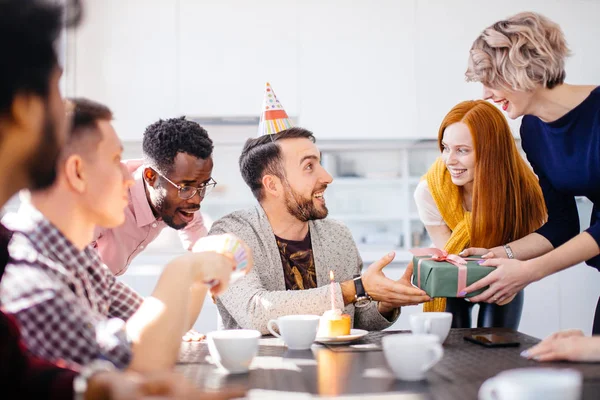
92 160 207 275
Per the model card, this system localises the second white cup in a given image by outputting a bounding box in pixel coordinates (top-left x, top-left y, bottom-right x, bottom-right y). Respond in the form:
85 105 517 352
382 334 444 381
410 312 453 343
207 329 261 374
267 315 320 350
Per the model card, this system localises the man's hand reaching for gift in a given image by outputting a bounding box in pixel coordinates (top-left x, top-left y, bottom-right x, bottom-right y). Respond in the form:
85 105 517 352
361 252 431 308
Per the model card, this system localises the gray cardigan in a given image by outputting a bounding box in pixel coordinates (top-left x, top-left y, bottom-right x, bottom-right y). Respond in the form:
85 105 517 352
209 205 399 334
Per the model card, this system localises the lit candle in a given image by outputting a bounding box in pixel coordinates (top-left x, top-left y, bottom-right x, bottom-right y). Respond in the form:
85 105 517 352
329 270 335 310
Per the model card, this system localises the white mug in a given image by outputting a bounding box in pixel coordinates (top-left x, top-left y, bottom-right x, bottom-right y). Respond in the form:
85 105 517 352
410 312 452 343
479 368 582 400
207 329 261 374
382 334 444 381
267 315 320 350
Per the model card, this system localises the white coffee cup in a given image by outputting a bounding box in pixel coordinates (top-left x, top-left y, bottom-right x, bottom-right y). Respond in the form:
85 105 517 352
207 329 261 374
267 315 320 350
382 334 444 381
479 368 582 400
410 312 452 343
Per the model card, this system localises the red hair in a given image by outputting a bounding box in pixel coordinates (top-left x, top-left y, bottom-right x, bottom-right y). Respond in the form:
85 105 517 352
437 100 546 248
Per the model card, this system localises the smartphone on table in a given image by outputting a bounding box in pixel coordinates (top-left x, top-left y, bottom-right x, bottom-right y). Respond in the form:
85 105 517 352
464 334 520 348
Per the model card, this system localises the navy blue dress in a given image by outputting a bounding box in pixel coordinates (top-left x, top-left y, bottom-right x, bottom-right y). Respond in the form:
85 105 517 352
521 86 600 332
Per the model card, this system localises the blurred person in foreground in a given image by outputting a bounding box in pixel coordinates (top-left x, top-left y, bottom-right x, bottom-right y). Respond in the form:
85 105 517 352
0 0 243 398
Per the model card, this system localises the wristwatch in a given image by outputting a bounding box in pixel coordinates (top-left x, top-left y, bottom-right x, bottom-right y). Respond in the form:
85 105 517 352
73 359 116 400
353 275 372 308
503 244 515 259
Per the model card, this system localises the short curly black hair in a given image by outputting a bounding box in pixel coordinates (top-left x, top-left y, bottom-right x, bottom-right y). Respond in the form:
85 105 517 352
142 116 214 173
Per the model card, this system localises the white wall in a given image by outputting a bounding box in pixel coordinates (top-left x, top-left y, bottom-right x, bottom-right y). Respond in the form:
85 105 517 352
73 0 600 141
73 0 179 137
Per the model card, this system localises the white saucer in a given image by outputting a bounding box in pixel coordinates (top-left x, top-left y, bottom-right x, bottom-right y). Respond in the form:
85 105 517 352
315 329 369 344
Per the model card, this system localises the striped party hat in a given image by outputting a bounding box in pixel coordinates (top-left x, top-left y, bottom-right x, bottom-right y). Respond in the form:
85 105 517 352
257 82 293 137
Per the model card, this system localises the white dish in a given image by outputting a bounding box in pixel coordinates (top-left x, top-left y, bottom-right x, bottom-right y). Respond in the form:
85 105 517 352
315 329 369 344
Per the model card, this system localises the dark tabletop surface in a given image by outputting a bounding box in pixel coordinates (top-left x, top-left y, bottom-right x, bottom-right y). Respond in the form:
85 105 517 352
176 328 600 399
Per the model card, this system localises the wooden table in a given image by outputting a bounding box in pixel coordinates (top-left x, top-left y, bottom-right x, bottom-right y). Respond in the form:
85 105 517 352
176 328 600 399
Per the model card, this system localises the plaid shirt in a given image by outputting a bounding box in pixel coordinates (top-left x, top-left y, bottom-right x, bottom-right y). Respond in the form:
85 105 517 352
0 209 143 369
0 223 77 399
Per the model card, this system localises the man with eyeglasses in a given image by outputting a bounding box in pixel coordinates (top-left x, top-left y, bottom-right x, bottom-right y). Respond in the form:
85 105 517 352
92 116 217 277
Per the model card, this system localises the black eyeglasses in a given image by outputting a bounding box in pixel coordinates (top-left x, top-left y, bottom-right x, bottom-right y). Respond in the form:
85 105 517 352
158 173 217 200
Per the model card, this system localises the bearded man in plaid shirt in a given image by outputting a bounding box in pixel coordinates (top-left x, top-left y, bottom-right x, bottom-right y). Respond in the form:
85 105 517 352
0 98 247 372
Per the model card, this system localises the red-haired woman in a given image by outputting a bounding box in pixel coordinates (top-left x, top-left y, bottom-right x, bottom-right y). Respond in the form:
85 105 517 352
413 100 547 328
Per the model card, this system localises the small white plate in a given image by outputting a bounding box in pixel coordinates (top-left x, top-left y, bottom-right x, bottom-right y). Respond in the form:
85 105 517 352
315 329 369 344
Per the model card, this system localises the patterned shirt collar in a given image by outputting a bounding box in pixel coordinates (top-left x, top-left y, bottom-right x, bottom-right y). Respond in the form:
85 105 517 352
15 205 102 274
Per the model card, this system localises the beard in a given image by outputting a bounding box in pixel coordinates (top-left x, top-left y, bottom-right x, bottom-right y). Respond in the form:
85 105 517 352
162 212 186 230
149 185 187 230
26 104 60 190
284 180 328 222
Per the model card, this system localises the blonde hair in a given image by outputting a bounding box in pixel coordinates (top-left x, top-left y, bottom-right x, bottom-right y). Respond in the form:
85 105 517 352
437 100 547 247
466 12 570 91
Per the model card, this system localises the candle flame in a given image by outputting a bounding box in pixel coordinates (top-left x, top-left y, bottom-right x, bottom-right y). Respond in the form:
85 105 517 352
329 270 334 281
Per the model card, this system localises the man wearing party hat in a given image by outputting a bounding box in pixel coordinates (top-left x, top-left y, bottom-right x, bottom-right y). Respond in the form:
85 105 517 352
209 83 431 334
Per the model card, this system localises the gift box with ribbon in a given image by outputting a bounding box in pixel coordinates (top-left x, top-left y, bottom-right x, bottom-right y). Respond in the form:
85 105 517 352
410 248 494 298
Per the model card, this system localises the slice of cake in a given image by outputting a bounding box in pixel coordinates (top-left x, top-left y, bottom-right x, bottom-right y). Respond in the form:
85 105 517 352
318 309 351 337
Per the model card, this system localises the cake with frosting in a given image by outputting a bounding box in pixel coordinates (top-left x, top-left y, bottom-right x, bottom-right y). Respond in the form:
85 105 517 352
318 309 351 337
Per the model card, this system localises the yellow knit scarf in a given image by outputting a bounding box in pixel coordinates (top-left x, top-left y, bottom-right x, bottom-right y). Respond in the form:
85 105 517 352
422 158 472 312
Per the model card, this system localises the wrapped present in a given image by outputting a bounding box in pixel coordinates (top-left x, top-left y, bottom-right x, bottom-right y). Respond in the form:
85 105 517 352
410 248 494 298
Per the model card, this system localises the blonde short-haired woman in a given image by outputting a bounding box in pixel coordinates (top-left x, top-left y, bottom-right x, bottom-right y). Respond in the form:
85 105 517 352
461 12 600 343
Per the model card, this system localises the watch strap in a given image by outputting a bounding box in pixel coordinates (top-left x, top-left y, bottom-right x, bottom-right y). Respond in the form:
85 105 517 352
353 275 366 298
503 244 515 259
